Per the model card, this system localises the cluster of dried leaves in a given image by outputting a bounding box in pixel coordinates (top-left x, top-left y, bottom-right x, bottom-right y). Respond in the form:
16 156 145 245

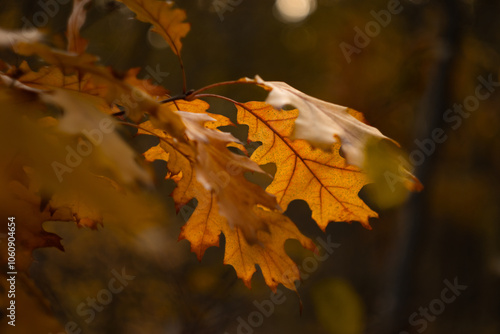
0 0 421 293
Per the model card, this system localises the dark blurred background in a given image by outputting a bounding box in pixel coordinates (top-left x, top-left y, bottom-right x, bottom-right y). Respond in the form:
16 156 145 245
1 0 499 333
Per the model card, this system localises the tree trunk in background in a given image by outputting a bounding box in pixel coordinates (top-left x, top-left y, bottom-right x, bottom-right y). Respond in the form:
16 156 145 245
378 0 464 332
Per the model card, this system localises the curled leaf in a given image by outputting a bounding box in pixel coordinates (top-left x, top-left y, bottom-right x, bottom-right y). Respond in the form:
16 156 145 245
253 76 422 193
180 110 280 242
255 75 389 168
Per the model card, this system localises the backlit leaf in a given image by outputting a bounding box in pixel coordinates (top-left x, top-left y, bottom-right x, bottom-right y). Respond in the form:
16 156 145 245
237 101 376 230
140 99 315 291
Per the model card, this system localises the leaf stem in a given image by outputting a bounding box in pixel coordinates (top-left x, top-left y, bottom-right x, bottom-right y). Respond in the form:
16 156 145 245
189 94 246 109
160 89 194 104
117 121 160 137
188 79 259 99
192 93 253 112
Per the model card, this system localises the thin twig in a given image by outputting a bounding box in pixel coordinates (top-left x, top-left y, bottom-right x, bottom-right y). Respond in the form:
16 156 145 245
192 93 252 111
188 80 259 99
160 89 194 104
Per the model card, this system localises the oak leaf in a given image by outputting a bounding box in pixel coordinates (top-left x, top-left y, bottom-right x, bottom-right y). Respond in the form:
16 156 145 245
12 61 96 93
12 42 181 125
138 100 232 207
139 99 315 291
222 208 315 291
0 178 64 272
11 62 169 114
180 110 279 242
0 163 98 273
252 76 422 193
9 41 186 146
254 76 390 168
237 101 376 230
140 99 279 241
0 62 154 185
179 204 316 292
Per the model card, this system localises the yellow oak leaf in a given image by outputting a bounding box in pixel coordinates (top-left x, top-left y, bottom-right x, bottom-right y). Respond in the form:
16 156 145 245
139 99 315 291
254 76 390 168
12 42 168 122
254 76 422 193
12 61 95 92
139 99 235 208
0 162 99 273
0 179 64 272
8 42 186 144
140 99 279 241
237 101 376 230
180 110 279 242
179 203 316 292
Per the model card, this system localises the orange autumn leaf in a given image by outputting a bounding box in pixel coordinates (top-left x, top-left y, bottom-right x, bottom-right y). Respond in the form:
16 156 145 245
13 42 151 115
1 62 157 185
10 41 186 142
140 99 279 241
12 62 169 113
0 179 64 272
0 0 426 307
139 99 315 291
223 208 315 291
179 202 316 292
116 0 190 56
169 157 314 292
0 163 102 272
12 61 95 92
237 101 377 230
138 118 196 207
10 61 111 115
254 76 422 193
147 144 315 292
12 42 171 122
179 109 279 242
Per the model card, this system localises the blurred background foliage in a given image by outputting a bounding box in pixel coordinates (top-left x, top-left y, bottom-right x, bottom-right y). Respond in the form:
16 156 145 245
0 0 499 333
